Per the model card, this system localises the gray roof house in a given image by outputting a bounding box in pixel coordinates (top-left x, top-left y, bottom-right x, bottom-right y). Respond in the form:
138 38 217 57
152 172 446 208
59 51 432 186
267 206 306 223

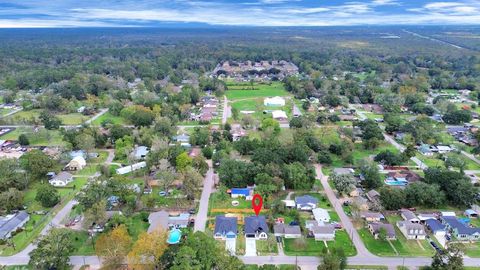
368 222 396 240
273 223 301 239
49 172 74 187
397 221 426 240
0 211 30 239
333 168 354 176
214 215 238 240
400 210 420 223
366 190 380 202
133 146 149 160
244 216 269 239
295 195 318 211
360 212 385 222
147 211 169 233
311 224 335 241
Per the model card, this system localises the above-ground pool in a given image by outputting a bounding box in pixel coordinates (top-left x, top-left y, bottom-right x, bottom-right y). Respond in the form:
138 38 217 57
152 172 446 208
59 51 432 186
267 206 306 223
167 229 182 244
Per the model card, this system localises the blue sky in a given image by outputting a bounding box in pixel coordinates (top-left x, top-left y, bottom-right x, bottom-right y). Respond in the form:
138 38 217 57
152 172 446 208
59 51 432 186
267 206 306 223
0 0 479 27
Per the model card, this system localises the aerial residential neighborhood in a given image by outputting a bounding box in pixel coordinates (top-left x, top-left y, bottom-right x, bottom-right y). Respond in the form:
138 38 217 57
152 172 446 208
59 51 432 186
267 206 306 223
0 1 480 270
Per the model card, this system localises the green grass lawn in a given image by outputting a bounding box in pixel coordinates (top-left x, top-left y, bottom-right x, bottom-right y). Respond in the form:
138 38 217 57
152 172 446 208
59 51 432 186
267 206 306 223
225 82 289 100
352 143 399 165
209 192 252 210
90 111 127 126
0 127 65 146
284 230 356 256
57 113 88 125
464 242 480 257
256 235 278 255
2 109 41 124
245 265 297 270
358 228 398 256
67 230 96 255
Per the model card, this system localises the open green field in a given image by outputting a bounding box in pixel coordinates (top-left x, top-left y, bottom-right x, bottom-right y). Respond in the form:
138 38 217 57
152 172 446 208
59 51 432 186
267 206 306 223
0 127 66 146
226 82 289 100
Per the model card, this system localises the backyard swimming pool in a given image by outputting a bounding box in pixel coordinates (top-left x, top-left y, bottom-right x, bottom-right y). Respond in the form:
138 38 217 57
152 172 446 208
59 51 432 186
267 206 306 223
384 179 408 186
167 229 182 244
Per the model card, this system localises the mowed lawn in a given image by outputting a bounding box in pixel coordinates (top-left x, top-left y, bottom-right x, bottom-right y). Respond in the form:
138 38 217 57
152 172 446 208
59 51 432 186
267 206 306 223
225 82 289 100
90 111 127 126
283 230 356 256
3 109 88 125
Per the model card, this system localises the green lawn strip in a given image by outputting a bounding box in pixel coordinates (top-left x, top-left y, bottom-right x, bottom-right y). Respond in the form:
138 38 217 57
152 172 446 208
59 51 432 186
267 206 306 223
5 266 31 270
244 265 297 270
236 232 246 255
67 230 96 255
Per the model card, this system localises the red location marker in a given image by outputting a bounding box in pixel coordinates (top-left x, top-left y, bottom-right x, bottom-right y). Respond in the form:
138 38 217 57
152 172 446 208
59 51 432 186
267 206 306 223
252 194 263 216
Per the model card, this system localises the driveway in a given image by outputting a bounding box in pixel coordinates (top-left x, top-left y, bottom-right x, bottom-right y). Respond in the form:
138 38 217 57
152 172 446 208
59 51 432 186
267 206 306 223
245 238 257 256
226 238 236 255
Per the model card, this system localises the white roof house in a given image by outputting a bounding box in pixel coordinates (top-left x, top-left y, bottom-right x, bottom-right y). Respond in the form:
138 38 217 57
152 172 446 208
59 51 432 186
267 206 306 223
264 96 286 107
272 110 288 120
65 156 86 171
116 161 147 175
49 172 74 187
312 208 330 223
282 200 296 208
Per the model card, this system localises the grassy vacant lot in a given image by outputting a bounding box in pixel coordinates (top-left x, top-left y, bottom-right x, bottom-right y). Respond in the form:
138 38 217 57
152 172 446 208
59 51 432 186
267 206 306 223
256 235 278 255
90 111 127 126
226 82 289 100
68 230 96 255
0 127 65 146
2 109 87 125
209 192 252 211
284 230 356 256
57 113 87 125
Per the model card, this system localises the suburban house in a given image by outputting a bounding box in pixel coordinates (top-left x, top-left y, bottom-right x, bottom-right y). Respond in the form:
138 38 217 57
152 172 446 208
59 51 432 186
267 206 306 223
273 223 301 239
368 222 396 240
282 200 296 208
310 224 335 241
0 211 30 239
244 216 269 239
441 216 480 241
465 209 478 218
400 210 420 223
385 171 421 185
264 96 286 107
397 221 426 240
366 189 380 203
418 213 437 222
418 144 433 156
172 134 191 148
295 195 318 211
133 146 149 160
116 161 147 175
214 215 238 240
360 212 385 222
333 168 355 176
312 208 330 223
48 171 74 187
147 211 191 232
230 124 247 142
65 156 86 171
425 219 447 237
352 196 369 211
272 110 288 121
230 188 253 200
147 211 169 233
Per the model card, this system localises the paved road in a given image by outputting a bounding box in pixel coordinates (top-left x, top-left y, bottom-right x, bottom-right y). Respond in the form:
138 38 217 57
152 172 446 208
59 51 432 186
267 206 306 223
193 160 214 232
222 96 230 125
461 150 480 165
315 164 372 258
